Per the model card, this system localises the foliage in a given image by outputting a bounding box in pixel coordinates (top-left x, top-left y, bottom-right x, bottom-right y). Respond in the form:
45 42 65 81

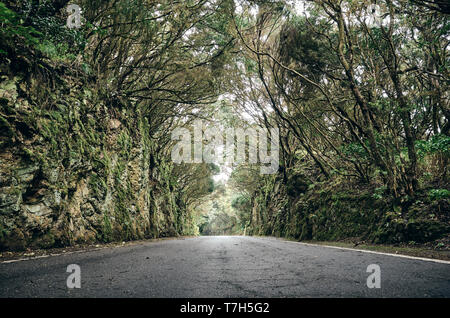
416 134 450 158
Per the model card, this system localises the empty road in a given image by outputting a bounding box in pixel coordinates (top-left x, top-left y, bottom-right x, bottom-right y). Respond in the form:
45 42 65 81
1 236 449 297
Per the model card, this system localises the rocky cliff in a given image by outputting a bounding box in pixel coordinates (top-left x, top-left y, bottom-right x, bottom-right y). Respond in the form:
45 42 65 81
0 57 197 251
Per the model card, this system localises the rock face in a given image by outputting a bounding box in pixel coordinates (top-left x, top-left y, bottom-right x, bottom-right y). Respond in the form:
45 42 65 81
245 176 450 244
0 63 197 251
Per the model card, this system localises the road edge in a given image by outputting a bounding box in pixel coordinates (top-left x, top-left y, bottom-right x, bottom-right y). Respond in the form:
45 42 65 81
269 237 450 265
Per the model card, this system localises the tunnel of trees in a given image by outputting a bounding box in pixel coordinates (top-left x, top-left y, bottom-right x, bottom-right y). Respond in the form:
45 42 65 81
0 0 448 250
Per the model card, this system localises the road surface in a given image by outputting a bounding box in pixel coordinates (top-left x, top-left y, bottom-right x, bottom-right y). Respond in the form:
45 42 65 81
1 236 449 297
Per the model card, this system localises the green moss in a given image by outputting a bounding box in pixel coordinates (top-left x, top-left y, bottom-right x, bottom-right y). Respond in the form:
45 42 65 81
117 130 132 158
112 171 139 241
100 212 113 243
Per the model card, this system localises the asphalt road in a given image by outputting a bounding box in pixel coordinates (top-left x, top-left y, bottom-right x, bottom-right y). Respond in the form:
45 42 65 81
0 236 449 297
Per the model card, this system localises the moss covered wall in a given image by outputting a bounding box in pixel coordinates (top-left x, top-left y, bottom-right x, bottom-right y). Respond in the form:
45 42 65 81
246 174 449 245
0 61 197 251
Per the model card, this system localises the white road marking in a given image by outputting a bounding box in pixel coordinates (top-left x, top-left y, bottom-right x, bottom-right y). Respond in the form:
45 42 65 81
281 239 450 265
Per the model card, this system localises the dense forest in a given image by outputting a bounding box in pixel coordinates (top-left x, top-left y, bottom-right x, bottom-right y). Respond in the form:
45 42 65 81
0 0 448 251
